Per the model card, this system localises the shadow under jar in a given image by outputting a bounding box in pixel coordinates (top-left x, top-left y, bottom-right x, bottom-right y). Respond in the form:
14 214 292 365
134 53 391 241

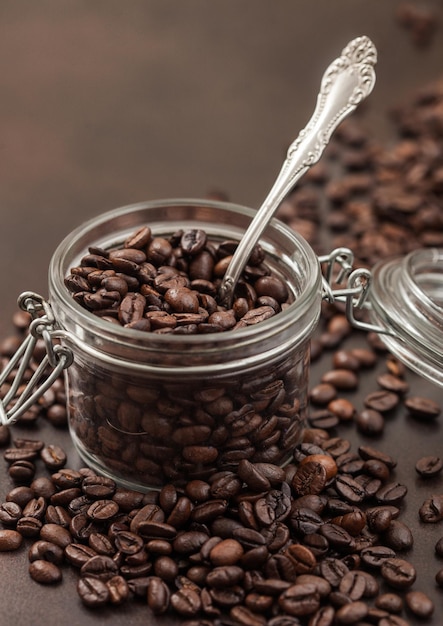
48 199 323 492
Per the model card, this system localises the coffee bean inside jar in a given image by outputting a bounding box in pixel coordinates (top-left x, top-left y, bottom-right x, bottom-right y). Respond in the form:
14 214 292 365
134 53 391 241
49 199 323 490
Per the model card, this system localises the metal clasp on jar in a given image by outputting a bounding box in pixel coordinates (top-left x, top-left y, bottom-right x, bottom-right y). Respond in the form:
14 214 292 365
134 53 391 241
0 292 73 426
319 247 394 335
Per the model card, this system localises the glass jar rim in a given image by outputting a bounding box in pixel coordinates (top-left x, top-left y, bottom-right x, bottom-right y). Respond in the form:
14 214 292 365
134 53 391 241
48 198 322 360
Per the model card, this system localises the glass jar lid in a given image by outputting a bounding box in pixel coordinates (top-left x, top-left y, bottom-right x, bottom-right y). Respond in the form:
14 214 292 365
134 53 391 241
369 248 443 387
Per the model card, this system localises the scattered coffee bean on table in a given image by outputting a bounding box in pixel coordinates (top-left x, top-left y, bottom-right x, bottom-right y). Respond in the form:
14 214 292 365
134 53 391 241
0 426 439 623
1 68 443 624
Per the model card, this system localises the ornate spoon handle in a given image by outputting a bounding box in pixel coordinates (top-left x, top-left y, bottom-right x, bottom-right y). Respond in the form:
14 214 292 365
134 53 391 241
218 35 377 307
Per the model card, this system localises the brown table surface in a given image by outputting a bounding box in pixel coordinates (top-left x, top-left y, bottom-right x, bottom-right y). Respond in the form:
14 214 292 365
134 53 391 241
1 2 443 625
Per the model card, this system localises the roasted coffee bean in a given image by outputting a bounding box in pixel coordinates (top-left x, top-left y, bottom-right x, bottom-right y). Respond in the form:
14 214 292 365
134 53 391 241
147 576 170 615
31 477 57 500
65 543 98 567
290 507 323 537
129 503 165 532
185 480 211 502
404 395 441 420
40 444 67 470
299 454 337 480
8 460 36 483
382 520 413 551
366 506 397 533
82 475 116 499
308 410 339 430
87 499 119 521
327 398 355 422
45 504 72 527
40 523 72 549
80 555 119 580
332 349 361 371
375 592 403 613
255 490 291 525
68 495 94 516
29 559 62 584
309 383 337 406
321 369 359 390
355 408 384 435
13 437 44 451
173 530 209 553
380 558 416 589
88 532 115 556
51 468 83 489
112 488 145 511
77 576 110 608
319 523 354 552
6 485 34 508
361 545 396 568
170 586 202 617
0 501 22 526
415 455 443 477
16 516 42 538
191 500 229 524
375 482 407 505
0 529 23 551
50 488 82 507
335 600 368 623
3 447 38 463
364 390 399 413
278 583 320 617
208 538 244 566
358 445 397 469
319 557 349 587
210 473 243 499
285 543 316 574
105 575 129 605
114 530 144 555
377 373 409 394
334 474 366 503
419 494 443 522
158 483 178 513
292 461 327 496
154 555 179 582
28 540 64 564
124 226 151 249
261 521 291 553
404 590 434 618
206 565 244 588
237 459 271 492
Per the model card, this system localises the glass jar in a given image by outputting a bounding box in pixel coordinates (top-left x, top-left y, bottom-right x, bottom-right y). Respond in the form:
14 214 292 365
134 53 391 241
46 198 323 492
369 247 443 387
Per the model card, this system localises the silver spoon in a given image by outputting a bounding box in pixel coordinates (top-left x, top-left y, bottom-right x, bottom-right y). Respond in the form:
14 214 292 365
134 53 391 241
218 35 377 307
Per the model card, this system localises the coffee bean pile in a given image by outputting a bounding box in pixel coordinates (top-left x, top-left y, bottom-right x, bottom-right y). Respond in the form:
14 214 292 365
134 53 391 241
1 68 443 626
0 429 439 624
64 227 291 335
277 77 443 266
308 344 441 437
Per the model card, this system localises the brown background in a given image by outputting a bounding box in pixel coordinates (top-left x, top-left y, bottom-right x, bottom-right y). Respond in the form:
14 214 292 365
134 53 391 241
0 1 443 624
